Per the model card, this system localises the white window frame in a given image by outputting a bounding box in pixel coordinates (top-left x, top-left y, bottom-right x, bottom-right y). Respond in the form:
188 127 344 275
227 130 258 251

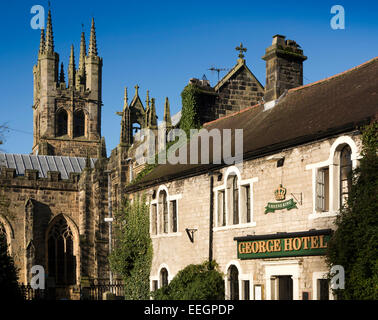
150 185 182 238
263 260 300 300
306 136 360 220
312 271 335 300
224 260 253 300
150 263 174 292
214 166 258 231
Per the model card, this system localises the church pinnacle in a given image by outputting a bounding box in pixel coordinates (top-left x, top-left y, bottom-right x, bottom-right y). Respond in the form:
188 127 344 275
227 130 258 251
39 28 45 54
123 87 128 110
88 18 98 57
45 10 54 53
68 45 76 88
78 30 86 74
163 97 172 127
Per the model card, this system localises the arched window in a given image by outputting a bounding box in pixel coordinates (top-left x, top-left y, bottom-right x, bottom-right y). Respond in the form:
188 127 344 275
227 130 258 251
228 265 239 300
47 217 76 285
340 145 352 207
56 109 68 137
160 268 168 288
73 110 85 137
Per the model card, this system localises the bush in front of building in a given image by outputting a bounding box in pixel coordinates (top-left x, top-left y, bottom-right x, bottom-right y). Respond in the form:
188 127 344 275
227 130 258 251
109 195 153 300
326 122 378 300
0 233 24 300
152 261 225 300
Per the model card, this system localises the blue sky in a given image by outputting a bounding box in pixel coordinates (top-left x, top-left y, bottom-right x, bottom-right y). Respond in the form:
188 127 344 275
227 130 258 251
1 0 377 155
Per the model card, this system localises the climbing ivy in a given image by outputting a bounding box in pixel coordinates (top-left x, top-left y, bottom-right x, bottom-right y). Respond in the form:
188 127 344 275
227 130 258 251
326 122 378 299
180 83 202 136
109 195 152 300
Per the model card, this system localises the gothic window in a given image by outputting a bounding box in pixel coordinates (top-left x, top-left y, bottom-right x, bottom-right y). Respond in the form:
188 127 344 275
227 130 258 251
228 265 239 300
73 110 85 137
47 217 76 285
56 109 68 137
160 268 169 288
340 145 352 207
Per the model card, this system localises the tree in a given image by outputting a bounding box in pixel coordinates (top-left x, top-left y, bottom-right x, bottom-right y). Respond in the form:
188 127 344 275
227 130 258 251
109 195 152 300
326 122 378 299
0 233 24 300
152 261 225 300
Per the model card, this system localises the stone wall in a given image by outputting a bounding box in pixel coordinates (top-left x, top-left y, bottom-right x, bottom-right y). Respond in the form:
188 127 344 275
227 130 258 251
135 132 362 299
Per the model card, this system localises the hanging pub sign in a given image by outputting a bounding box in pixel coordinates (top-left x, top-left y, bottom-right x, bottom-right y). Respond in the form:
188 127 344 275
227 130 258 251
265 184 297 214
234 229 332 260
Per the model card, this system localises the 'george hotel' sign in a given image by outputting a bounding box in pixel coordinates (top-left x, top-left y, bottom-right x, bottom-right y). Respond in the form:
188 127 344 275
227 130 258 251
234 229 333 260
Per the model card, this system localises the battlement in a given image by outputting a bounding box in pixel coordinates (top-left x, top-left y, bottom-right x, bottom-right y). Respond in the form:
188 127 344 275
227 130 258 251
0 166 81 184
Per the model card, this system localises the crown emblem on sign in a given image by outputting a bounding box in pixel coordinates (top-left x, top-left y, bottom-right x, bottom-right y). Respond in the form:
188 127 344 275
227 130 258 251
274 184 287 201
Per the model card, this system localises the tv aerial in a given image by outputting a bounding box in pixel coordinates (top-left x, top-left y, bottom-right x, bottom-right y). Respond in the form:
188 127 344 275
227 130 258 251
208 66 228 82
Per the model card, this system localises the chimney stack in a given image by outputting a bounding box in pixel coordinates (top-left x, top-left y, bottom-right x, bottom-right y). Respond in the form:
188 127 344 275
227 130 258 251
262 35 307 103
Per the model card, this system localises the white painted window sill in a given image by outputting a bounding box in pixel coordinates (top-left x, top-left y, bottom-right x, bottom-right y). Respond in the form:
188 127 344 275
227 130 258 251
151 232 182 239
308 211 339 220
214 222 256 232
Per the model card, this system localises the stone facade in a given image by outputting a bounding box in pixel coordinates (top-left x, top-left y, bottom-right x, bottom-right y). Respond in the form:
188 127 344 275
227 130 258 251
128 133 362 300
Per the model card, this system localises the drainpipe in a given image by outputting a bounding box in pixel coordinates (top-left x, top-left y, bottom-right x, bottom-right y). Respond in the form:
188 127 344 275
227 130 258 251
208 171 221 267
209 174 214 265
104 170 113 286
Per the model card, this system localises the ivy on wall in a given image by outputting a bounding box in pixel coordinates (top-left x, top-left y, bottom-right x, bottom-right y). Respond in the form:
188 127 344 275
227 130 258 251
179 83 202 136
109 195 152 300
326 122 378 299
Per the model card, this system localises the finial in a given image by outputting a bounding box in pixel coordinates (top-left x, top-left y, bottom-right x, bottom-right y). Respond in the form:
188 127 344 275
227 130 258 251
235 42 247 60
134 84 139 96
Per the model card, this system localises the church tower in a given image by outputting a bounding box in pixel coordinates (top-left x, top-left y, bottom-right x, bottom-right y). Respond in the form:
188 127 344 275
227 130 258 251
32 11 103 158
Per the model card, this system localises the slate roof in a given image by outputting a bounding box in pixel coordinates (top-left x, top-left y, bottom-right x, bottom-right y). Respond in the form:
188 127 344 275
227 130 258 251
0 153 96 179
126 57 378 191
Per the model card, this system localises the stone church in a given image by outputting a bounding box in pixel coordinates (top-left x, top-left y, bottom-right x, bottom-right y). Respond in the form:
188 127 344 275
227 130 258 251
0 8 377 300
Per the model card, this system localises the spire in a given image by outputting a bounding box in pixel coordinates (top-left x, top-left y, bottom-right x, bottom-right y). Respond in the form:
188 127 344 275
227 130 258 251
163 97 172 127
148 98 157 128
88 18 98 57
39 28 45 55
68 45 76 88
45 10 54 54
59 62 65 83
